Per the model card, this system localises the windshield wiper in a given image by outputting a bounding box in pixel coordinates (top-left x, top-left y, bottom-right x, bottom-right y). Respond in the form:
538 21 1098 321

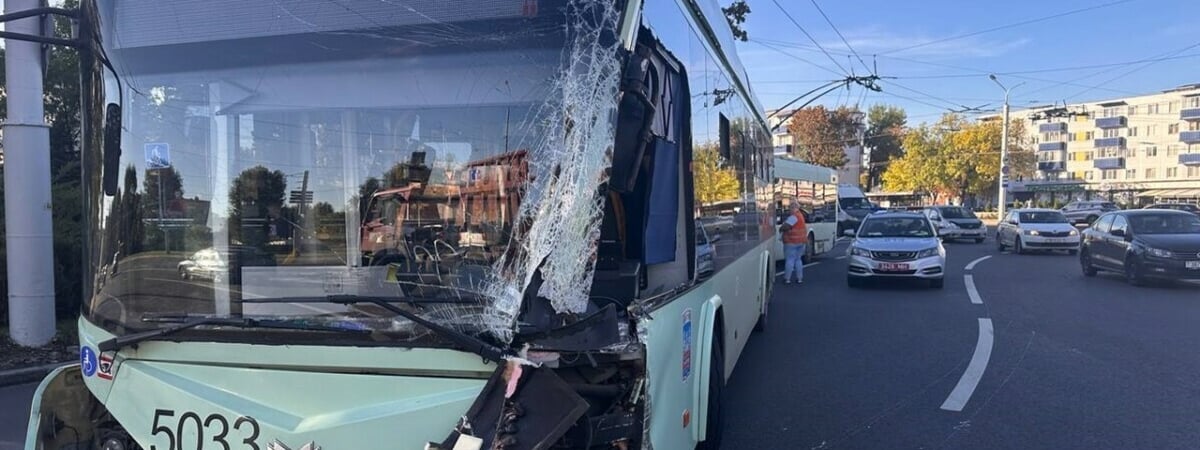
243 296 506 362
320 294 511 364
96 315 370 352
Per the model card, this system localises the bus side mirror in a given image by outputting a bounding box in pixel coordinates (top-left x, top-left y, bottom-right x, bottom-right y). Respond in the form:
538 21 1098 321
102 103 122 196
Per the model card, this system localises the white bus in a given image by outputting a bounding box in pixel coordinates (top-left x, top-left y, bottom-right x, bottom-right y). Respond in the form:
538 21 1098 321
773 156 839 263
18 1 774 449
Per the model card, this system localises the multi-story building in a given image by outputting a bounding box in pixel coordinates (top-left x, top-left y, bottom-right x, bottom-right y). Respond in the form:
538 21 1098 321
1005 83 1200 206
766 108 864 187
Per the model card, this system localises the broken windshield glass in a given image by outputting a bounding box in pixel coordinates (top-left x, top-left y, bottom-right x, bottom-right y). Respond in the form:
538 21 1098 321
86 0 627 344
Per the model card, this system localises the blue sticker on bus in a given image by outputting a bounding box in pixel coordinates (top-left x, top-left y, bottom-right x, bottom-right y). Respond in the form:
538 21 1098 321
682 309 692 382
80 346 98 377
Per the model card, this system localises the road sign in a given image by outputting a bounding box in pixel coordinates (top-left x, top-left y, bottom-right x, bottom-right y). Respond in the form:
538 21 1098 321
289 191 314 204
1001 165 1010 175
144 143 171 169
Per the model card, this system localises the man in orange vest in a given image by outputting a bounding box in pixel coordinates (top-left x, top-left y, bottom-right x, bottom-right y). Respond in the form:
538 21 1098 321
780 202 809 284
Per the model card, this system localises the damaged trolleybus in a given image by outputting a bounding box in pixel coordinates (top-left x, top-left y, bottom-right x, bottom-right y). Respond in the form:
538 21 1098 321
18 0 775 448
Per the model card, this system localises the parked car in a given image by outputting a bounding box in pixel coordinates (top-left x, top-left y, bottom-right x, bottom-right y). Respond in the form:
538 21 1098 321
698 215 734 233
178 246 277 283
1061 200 1119 225
996 209 1080 255
696 225 717 278
846 211 945 288
923 205 986 243
1080 210 1200 286
1143 203 1200 215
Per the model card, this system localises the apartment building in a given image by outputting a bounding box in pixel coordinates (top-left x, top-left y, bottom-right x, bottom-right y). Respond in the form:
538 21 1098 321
1005 83 1200 206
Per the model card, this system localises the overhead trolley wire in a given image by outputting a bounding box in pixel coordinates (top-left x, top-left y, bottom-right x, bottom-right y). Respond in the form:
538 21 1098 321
770 0 850 75
809 0 873 74
881 0 1135 55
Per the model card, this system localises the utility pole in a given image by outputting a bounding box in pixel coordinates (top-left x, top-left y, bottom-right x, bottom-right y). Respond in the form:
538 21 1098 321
3 0 56 346
989 74 1025 221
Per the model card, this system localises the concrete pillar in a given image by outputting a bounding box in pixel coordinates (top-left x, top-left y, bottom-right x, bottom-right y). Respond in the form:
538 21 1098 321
3 0 57 346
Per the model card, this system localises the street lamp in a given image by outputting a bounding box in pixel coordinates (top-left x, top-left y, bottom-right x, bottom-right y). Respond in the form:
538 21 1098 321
989 74 1025 219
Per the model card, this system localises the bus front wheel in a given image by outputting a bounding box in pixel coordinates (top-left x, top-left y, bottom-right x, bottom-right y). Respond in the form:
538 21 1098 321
697 335 725 450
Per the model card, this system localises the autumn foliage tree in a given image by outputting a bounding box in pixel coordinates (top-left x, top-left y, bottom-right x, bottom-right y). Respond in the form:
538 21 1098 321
786 106 863 169
693 145 741 206
882 114 1034 204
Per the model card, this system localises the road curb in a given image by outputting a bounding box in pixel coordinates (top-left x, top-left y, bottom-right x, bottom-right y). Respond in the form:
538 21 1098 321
0 362 72 387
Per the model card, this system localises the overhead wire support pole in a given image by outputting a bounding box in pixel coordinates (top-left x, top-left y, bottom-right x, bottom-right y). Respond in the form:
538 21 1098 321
990 74 1025 221
3 0 61 346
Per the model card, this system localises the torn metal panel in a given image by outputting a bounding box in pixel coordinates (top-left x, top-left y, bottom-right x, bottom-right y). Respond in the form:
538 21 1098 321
441 365 589 450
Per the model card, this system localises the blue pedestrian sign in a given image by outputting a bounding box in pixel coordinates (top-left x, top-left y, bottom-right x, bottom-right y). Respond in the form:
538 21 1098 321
145 143 171 169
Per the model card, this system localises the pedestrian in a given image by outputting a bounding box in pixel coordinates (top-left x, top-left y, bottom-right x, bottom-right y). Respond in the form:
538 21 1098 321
780 202 808 284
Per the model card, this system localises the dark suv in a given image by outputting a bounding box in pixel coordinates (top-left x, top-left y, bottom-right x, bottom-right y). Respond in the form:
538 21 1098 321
1079 210 1200 286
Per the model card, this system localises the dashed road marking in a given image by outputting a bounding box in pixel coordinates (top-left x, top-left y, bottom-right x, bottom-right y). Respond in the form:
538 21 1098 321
964 275 983 305
964 255 992 271
941 318 995 412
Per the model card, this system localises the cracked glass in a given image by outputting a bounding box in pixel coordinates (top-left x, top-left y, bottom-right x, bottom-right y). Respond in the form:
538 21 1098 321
85 0 626 345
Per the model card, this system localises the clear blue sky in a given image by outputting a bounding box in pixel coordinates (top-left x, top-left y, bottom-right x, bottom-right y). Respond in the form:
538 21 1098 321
735 0 1200 124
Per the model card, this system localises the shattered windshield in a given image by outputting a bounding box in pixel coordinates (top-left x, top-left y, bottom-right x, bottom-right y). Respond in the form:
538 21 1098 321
87 0 626 344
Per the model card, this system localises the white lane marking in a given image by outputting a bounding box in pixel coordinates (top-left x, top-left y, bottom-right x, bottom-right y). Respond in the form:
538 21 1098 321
835 255 847 260
941 318 995 412
964 275 983 305
964 255 992 271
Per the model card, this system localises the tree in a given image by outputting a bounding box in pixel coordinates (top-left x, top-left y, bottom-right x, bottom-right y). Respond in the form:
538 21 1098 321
722 1 751 41
864 104 907 190
883 121 952 201
786 106 862 169
142 167 184 218
228 166 288 246
882 114 1033 204
692 145 741 206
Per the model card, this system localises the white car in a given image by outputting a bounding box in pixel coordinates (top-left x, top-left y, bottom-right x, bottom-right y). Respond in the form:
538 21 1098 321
1061 200 1118 225
996 208 1080 255
923 205 986 243
846 211 946 288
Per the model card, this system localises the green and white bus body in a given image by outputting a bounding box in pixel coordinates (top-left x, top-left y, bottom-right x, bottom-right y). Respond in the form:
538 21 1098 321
771 157 839 264
26 0 774 449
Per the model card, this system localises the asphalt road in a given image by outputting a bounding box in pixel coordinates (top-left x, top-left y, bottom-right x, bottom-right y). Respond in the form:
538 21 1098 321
724 233 1200 449
0 383 35 450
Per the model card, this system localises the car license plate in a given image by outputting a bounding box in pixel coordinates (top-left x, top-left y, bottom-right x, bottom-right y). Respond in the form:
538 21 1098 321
1187 261 1200 270
878 262 909 272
